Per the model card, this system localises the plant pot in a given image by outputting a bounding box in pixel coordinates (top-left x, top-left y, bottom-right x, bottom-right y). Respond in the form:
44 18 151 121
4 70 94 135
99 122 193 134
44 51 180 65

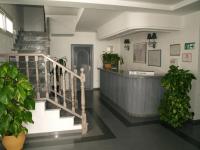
104 64 112 70
2 133 26 150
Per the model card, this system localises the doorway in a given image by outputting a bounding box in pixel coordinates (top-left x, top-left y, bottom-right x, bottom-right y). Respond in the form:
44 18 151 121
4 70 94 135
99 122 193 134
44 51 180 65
71 44 93 90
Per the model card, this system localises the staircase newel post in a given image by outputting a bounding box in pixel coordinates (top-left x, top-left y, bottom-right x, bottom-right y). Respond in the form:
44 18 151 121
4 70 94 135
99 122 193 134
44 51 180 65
80 68 88 134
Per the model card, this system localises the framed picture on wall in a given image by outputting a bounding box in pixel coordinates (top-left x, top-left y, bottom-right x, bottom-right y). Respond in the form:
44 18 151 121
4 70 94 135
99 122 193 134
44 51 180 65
148 50 161 67
182 53 192 62
133 42 147 63
170 44 181 56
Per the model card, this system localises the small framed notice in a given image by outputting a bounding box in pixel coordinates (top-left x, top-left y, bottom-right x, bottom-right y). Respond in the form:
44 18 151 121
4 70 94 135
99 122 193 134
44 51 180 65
170 44 181 56
133 42 147 64
148 50 161 67
182 53 192 62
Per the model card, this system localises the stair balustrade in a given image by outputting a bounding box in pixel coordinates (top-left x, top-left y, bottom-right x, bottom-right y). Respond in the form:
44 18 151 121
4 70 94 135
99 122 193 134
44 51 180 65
0 53 88 134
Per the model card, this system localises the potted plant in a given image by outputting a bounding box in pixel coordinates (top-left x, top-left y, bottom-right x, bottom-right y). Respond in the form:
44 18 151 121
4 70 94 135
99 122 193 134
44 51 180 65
159 65 196 128
102 52 123 70
0 63 35 150
102 52 113 70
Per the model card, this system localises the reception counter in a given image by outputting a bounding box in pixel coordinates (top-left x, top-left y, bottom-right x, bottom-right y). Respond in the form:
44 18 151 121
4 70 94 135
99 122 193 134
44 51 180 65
99 69 164 117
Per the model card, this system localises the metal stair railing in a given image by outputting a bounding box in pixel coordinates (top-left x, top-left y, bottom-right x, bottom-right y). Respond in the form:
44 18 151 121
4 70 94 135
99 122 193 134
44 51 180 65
0 53 88 134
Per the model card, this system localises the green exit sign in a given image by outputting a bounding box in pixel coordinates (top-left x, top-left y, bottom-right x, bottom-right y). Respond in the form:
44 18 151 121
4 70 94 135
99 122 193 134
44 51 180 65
185 42 195 50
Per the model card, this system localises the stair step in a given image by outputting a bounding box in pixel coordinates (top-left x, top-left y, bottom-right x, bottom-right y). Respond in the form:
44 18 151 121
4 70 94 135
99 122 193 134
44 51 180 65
74 117 82 125
17 36 49 41
15 44 49 49
20 31 49 36
15 48 49 52
24 130 81 149
13 48 49 55
15 40 50 45
26 101 81 134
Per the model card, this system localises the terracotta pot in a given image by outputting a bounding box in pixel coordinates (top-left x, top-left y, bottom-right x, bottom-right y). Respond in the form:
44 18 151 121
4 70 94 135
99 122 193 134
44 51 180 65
104 64 112 70
2 133 26 150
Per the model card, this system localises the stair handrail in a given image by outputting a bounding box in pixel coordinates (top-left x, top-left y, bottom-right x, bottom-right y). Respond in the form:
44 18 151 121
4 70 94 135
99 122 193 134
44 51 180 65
0 53 82 80
0 52 88 134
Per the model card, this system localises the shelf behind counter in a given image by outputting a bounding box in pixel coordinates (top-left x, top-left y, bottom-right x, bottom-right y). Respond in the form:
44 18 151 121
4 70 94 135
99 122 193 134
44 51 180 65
99 68 164 117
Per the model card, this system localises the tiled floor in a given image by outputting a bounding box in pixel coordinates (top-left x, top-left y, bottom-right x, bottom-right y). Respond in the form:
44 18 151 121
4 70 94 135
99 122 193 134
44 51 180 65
1 90 200 150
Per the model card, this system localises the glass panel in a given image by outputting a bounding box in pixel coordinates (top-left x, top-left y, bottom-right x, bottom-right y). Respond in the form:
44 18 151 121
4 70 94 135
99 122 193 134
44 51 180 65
6 17 13 33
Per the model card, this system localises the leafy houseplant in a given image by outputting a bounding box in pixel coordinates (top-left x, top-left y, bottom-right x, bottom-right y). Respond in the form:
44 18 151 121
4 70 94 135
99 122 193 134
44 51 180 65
0 63 35 150
102 52 123 70
159 65 196 128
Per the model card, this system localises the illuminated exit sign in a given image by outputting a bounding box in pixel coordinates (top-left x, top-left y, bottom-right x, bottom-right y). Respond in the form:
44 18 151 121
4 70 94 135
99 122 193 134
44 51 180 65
185 42 195 50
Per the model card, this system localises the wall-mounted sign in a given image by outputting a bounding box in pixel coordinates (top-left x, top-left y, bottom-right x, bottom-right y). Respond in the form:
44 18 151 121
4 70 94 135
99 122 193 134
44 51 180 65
182 53 192 62
185 42 195 50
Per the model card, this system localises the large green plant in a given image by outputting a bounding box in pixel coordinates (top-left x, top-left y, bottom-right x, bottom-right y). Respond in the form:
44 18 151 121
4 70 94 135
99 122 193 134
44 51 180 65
102 52 123 65
159 65 196 128
0 63 35 137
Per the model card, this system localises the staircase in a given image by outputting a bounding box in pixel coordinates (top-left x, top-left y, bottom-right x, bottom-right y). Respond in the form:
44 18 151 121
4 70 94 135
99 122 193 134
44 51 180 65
14 31 50 54
0 53 88 135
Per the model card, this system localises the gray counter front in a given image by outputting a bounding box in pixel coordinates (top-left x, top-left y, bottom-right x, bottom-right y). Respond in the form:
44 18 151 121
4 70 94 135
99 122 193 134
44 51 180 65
99 69 163 117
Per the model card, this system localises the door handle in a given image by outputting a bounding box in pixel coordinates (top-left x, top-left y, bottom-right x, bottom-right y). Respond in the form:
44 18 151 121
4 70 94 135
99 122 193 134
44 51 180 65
89 66 91 71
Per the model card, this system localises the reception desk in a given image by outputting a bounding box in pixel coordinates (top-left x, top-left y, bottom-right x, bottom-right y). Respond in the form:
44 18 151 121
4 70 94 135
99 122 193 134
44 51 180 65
99 69 164 117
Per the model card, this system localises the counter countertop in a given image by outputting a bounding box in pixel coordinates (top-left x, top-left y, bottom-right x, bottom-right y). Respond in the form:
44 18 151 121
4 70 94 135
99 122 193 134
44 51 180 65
99 68 164 79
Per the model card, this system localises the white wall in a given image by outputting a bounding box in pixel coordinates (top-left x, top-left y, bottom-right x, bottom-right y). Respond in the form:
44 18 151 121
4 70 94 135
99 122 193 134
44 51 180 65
97 12 182 40
120 31 182 74
0 4 23 52
49 15 77 35
23 6 44 32
120 11 200 120
182 12 200 120
50 32 121 88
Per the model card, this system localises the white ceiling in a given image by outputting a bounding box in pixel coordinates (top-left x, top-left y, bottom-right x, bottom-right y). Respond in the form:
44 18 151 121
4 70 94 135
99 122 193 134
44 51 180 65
1 0 200 32
119 0 184 5
45 6 79 16
76 9 121 32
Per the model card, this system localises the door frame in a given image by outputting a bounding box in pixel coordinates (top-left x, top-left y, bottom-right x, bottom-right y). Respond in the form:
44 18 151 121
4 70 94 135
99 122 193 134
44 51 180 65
71 44 93 90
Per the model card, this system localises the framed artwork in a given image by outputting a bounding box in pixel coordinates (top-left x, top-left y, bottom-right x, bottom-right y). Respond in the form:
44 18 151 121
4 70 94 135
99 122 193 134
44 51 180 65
133 42 147 63
170 58 179 66
170 44 181 56
182 53 192 62
148 49 161 67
